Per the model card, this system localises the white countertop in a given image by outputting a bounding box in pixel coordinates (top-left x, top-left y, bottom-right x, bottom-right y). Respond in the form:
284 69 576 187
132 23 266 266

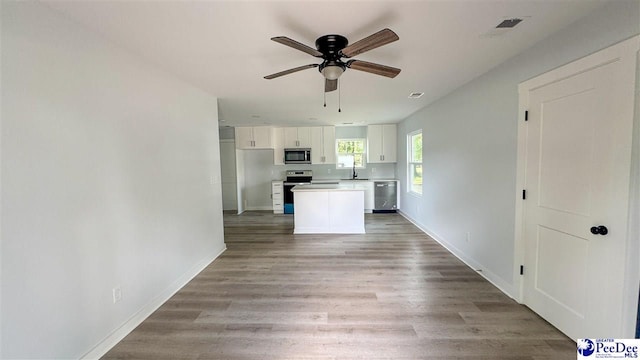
310 179 398 183
291 183 366 192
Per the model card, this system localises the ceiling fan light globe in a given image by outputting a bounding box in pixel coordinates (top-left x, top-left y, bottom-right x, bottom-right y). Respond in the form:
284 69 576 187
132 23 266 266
322 65 344 80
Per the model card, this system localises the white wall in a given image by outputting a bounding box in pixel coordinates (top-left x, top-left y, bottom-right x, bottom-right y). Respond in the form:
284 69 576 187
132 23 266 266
397 0 640 296
1 2 225 358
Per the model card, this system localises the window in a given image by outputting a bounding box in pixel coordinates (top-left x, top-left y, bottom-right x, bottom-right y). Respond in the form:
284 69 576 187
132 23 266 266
336 138 366 168
408 130 422 194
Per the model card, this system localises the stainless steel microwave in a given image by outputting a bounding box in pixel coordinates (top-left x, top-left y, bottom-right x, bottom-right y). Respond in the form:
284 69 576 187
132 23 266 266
284 148 311 164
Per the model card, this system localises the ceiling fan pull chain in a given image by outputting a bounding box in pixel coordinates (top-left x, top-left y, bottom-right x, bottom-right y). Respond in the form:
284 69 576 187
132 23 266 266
323 91 326 107
338 80 341 113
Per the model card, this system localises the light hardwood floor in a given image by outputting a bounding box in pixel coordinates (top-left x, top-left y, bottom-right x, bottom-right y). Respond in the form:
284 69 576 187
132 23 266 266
102 212 574 359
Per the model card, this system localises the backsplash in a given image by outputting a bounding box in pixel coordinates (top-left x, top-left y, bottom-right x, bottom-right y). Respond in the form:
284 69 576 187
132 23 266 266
275 163 397 180
239 150 396 182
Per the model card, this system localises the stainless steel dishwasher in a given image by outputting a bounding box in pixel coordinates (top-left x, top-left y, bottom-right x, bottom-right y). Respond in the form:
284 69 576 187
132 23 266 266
373 181 397 213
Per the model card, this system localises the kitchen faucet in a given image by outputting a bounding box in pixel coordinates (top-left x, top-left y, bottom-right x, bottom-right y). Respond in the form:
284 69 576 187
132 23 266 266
352 162 358 180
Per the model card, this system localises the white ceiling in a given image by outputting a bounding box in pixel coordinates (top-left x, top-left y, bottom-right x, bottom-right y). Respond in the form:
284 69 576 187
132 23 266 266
44 0 608 127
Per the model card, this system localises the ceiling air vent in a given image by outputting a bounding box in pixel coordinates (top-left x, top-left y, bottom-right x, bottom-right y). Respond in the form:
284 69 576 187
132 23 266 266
408 92 424 99
481 17 526 38
496 18 523 28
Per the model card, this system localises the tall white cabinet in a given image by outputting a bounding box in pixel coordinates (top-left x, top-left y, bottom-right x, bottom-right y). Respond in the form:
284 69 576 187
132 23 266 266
310 126 336 164
367 124 397 163
272 127 285 165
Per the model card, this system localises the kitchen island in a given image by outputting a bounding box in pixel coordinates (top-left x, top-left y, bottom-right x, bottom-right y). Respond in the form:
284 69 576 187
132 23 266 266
291 184 365 234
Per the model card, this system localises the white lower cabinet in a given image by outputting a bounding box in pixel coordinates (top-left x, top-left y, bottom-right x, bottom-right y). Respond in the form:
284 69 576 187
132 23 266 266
272 181 284 214
339 181 374 212
363 181 375 212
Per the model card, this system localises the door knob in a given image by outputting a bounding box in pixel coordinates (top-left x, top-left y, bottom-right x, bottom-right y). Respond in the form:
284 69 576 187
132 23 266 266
590 225 608 235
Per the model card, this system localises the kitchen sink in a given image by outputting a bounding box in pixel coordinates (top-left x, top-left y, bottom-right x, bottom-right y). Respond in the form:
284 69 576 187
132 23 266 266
341 178 370 181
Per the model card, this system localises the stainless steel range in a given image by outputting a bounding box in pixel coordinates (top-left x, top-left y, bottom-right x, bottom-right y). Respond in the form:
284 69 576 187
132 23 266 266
283 170 312 214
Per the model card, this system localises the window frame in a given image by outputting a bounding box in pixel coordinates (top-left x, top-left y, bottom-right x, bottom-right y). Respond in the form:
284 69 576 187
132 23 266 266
407 130 423 195
335 138 367 169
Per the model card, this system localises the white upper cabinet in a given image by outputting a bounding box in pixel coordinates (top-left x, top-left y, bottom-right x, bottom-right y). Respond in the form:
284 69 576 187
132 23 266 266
253 127 272 148
235 126 273 149
367 124 397 163
310 126 336 164
284 127 311 148
235 127 253 149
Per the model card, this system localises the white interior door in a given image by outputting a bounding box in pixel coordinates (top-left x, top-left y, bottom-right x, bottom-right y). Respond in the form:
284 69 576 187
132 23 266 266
519 37 637 339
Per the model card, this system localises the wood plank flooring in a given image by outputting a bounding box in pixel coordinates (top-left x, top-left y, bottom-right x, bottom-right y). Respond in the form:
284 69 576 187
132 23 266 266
102 212 574 359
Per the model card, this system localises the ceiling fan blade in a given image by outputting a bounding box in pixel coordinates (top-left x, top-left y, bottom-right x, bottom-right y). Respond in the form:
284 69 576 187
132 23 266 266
325 79 338 92
346 60 401 78
271 36 323 57
340 28 399 58
264 64 319 79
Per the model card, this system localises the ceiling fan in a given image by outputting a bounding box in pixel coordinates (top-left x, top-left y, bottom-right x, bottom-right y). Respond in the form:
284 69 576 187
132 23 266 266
264 28 401 93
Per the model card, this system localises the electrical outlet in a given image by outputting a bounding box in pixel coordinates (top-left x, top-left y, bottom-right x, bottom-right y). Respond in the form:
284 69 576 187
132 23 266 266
112 286 122 303
327 168 331 174
466 232 471 243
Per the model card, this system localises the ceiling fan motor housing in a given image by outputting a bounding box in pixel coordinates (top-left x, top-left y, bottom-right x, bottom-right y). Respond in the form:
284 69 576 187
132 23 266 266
316 35 348 73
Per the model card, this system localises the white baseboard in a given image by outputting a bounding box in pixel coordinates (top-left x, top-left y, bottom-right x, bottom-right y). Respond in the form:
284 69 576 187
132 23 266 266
246 206 273 211
294 226 365 234
398 210 517 299
80 246 227 359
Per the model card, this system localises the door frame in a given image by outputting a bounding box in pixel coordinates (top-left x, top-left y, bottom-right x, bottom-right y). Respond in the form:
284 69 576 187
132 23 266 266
513 35 640 337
